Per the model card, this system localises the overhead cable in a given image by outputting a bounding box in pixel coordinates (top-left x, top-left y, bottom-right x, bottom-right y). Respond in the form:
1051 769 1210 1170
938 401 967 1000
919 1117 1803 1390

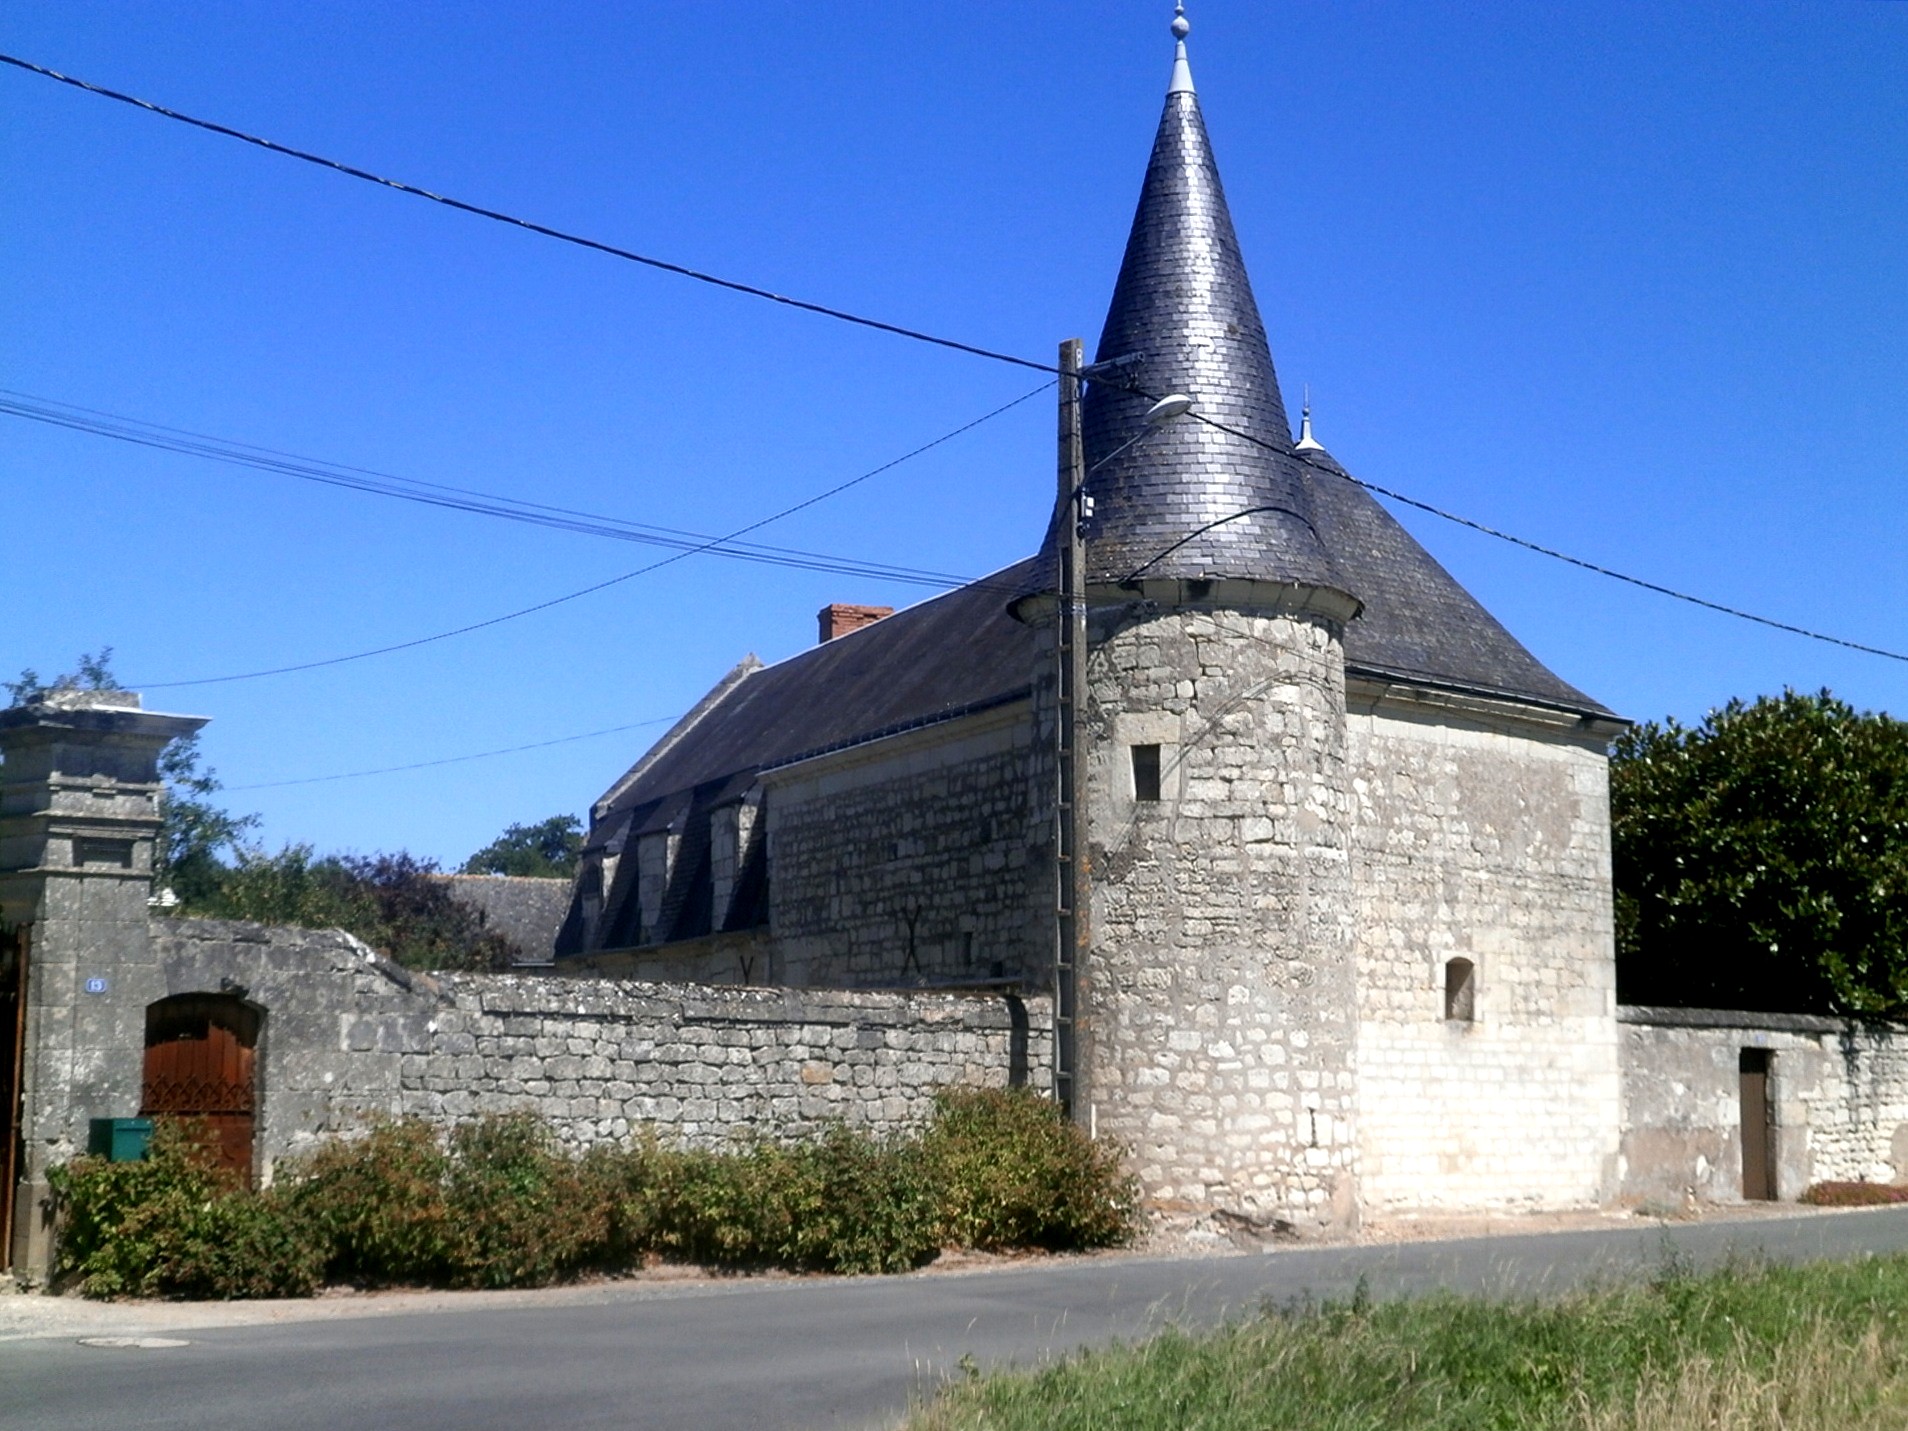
0 53 1051 376
9 51 1897 667
0 389 975 590
130 380 1053 688
1179 410 1908 668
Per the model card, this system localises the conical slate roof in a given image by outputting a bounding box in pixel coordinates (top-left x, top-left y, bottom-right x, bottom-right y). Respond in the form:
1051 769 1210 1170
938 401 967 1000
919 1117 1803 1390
1070 28 1345 592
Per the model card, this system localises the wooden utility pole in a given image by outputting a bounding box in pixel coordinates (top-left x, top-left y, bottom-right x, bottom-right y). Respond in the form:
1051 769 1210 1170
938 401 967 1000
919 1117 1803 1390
1053 338 1089 1123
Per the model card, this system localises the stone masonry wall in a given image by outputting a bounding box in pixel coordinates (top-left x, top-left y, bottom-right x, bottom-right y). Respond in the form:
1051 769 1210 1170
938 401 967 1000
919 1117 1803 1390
1619 1007 1908 1206
1347 701 1621 1211
152 918 1051 1182
1079 602 1359 1231
763 702 1046 988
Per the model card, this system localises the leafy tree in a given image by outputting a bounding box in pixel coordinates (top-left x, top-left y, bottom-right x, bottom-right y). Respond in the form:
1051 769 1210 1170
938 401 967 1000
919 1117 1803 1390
3 648 120 703
202 847 515 972
158 733 259 906
1612 689 1908 1017
462 814 584 878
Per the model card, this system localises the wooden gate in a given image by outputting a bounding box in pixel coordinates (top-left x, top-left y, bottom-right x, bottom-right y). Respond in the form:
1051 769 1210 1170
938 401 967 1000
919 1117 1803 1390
142 995 259 1185
1739 1048 1777 1201
0 925 27 1271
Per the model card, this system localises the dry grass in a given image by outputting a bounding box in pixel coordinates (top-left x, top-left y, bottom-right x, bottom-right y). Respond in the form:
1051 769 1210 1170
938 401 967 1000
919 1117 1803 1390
912 1255 1908 1431
1584 1321 1908 1431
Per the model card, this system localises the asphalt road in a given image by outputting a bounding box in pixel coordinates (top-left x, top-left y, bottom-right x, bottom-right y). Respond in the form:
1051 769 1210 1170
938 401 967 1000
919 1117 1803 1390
9 1207 1908 1431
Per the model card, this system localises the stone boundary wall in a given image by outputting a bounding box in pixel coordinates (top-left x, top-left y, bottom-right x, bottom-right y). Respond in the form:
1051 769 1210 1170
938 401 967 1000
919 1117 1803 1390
1619 1005 1908 1206
408 973 1047 1148
150 918 1051 1182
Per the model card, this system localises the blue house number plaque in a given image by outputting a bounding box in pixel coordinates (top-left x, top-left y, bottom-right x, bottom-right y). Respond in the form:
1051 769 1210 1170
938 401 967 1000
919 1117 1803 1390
84 976 108 995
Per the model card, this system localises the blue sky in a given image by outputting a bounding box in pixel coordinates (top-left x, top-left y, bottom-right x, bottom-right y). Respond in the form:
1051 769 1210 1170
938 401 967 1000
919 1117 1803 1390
4 2 1905 865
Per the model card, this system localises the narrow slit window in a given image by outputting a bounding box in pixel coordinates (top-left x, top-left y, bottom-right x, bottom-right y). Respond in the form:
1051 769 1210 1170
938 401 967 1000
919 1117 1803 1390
1132 744 1162 802
1444 957 1476 1022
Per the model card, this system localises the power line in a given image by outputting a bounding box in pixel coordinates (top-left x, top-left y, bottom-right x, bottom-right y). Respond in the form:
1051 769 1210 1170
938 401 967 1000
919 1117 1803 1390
0 389 977 590
131 380 1052 689
8 52 1897 669
1176 410 1908 668
223 716 676 790
0 53 1052 377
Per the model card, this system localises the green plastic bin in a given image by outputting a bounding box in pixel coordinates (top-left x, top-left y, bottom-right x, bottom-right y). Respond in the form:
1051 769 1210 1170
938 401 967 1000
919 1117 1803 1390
88 1117 153 1162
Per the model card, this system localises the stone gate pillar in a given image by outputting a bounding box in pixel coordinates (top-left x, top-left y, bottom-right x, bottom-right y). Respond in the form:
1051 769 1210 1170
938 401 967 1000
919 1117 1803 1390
0 690 206 1278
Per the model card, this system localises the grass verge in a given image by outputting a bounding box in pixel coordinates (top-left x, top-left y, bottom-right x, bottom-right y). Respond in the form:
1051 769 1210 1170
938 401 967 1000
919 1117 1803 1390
910 1254 1908 1431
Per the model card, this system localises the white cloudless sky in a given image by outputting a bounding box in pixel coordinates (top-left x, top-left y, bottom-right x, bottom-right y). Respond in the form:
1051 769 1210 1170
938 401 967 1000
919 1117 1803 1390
4 1 1905 864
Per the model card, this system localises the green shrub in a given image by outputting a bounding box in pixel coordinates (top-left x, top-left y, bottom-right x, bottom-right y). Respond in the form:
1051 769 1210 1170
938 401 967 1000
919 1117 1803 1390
923 1087 1139 1252
49 1119 322 1299
442 1114 610 1287
780 1126 938 1273
54 1098 1142 1300
612 1126 936 1274
295 1117 456 1286
190 846 515 971
641 1140 792 1268
147 1191 328 1300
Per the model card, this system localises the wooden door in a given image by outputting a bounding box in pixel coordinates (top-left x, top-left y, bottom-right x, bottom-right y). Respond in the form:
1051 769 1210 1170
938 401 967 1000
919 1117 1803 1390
1739 1048 1776 1201
0 926 27 1271
142 995 259 1185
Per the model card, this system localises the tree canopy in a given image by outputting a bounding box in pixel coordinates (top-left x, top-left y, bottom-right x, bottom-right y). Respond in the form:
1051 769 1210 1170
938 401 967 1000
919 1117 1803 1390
461 814 584 878
1612 689 1908 1018
203 847 516 972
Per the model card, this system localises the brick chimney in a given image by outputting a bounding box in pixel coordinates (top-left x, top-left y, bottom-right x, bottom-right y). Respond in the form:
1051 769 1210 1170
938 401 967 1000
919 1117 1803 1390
817 603 893 644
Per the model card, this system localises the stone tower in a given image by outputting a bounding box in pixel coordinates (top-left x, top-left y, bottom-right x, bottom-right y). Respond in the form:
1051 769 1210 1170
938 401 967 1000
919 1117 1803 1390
1038 11 1366 1232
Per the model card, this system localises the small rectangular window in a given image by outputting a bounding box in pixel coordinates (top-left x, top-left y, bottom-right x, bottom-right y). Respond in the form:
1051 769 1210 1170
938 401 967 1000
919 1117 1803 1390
1132 744 1162 802
1444 958 1476 1022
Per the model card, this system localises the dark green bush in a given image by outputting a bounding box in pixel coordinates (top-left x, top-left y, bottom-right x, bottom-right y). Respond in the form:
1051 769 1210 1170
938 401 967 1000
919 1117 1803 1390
634 1130 936 1274
641 1140 794 1268
49 1119 323 1299
443 1114 610 1287
781 1126 938 1273
149 1190 328 1300
923 1087 1140 1251
55 1092 1140 1300
296 1117 457 1286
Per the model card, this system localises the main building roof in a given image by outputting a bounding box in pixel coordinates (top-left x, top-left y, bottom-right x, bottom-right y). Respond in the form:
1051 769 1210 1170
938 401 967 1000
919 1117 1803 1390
593 16 1614 828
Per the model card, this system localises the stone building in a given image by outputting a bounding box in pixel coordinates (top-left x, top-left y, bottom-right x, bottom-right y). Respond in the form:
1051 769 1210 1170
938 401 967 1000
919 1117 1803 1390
16 12 1904 1283
558 15 1629 1231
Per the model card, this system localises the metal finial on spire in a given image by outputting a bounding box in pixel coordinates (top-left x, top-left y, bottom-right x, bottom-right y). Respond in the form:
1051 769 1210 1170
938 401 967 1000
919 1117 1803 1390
1295 387 1324 451
1168 3 1195 95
